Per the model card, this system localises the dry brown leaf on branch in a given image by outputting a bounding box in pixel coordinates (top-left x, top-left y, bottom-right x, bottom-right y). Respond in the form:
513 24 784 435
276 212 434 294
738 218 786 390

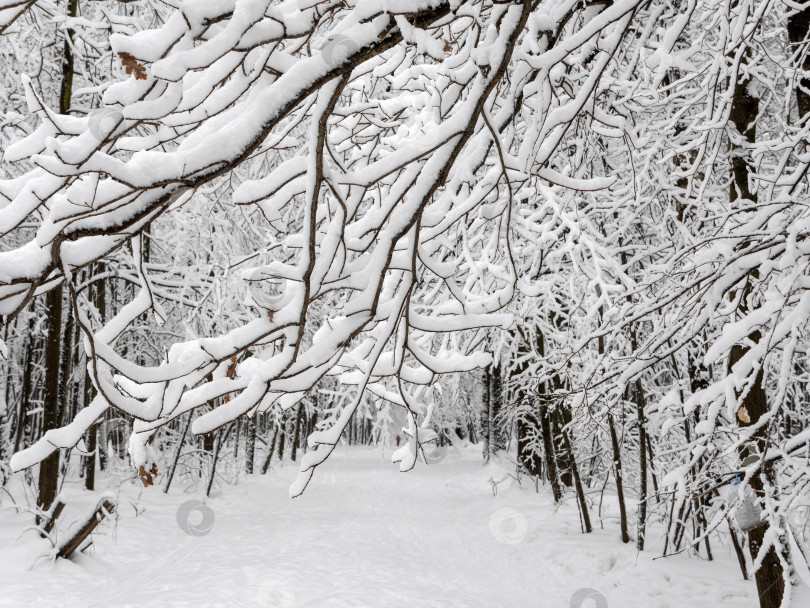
118 51 147 80
224 355 237 404
138 463 158 487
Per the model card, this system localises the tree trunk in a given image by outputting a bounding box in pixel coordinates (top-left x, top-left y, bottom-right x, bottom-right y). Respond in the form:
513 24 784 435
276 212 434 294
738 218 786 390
534 329 562 502
729 338 784 608
305 411 318 454
37 0 79 517
233 419 241 461
88 264 107 475
516 413 542 476
290 405 303 462
244 416 256 474
509 329 541 475
634 379 648 551
789 8 810 121
608 414 630 543
14 319 34 454
57 306 74 429
482 366 491 462
489 362 504 453
726 40 785 607
83 424 96 490
563 429 591 533
261 427 280 474
540 403 563 502
163 413 191 493
38 285 63 517
206 425 233 497
552 405 573 487
277 416 286 461
203 432 215 453
728 518 750 581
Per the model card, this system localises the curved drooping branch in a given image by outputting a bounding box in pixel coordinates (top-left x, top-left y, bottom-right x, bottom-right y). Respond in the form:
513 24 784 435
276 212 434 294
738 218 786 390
2 0 646 493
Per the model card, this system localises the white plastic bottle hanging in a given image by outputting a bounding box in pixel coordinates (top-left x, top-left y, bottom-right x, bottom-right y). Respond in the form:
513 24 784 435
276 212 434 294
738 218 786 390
728 473 765 532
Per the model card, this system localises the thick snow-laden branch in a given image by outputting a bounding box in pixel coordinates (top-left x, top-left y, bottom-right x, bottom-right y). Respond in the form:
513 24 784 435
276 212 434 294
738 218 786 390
2 0 645 492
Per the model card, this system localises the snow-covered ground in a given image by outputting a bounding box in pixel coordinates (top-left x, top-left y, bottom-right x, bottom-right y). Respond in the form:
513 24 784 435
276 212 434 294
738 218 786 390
1 445 803 608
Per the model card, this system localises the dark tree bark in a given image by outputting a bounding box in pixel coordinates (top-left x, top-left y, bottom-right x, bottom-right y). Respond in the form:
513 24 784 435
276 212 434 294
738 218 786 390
277 415 286 461
1 321 8 417
646 439 660 503
261 426 280 475
540 403 563 503
509 331 539 475
163 413 192 493
489 362 504 453
206 425 233 497
516 413 542 476
595 292 629 543
482 366 491 461
38 284 63 517
305 411 318 455
552 405 573 487
57 305 75 430
57 499 115 559
244 416 256 473
729 336 784 608
233 419 241 461
562 429 591 533
38 0 79 517
203 432 215 453
59 0 78 116
608 414 629 543
42 500 65 536
89 265 108 475
726 43 785 608
290 405 304 462
83 423 96 491
728 518 750 581
789 8 810 121
535 329 562 502
633 379 648 551
14 318 34 454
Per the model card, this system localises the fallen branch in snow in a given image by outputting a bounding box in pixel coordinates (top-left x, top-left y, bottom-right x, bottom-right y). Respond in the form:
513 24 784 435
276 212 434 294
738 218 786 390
56 496 116 559
42 500 65 536
488 474 518 496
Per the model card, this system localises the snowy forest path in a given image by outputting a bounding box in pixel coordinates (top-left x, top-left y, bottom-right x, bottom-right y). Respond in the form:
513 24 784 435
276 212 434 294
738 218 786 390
0 446 779 607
